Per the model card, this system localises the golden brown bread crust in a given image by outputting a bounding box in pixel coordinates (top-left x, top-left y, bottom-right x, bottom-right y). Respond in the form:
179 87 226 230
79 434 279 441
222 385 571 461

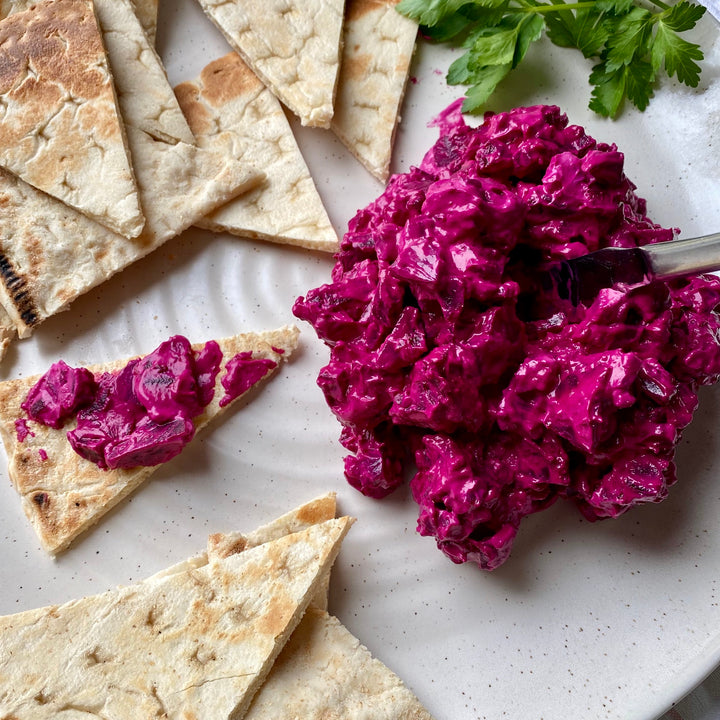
0 326 299 554
0 517 354 719
176 52 338 252
330 0 418 182
0 0 144 237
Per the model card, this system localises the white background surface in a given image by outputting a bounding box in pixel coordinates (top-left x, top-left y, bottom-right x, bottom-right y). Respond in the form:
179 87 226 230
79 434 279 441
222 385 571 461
1 1 719 719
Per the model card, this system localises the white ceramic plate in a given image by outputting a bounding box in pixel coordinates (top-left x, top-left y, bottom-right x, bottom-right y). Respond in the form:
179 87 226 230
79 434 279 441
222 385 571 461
1 2 719 719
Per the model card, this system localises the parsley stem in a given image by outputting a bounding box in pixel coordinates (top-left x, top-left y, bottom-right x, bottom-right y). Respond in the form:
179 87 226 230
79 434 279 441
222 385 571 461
515 1 598 12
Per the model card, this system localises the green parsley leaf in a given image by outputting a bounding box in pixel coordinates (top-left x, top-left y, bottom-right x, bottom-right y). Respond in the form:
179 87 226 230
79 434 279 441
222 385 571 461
396 0 472 27
397 0 708 119
661 0 706 32
545 7 609 58
604 6 652 71
461 64 514 111
651 23 704 86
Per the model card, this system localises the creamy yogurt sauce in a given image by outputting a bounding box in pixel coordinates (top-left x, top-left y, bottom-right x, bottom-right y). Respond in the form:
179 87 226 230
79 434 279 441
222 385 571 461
294 102 720 570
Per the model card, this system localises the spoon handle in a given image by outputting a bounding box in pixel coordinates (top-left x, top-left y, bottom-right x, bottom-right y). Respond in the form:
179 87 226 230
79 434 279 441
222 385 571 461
646 232 720 279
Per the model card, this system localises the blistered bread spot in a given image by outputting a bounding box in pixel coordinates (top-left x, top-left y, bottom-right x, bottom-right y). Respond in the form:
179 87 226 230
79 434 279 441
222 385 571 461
0 0 144 237
347 0 387 23
199 53 263 108
257 592 294 638
0 0 114 141
297 494 336 525
174 82 213 136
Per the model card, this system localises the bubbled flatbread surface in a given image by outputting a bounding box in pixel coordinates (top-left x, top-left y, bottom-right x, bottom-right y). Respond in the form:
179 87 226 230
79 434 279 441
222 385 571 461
0 0 260 351
331 0 418 182
202 498 434 720
130 0 159 42
195 0 345 128
0 517 352 719
175 52 338 252
0 0 144 237
0 326 299 555
245 607 435 720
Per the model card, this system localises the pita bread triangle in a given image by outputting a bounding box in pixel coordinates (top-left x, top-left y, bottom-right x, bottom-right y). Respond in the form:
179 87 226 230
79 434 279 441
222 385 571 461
331 0 418 182
0 325 299 555
130 0 159 42
0 0 261 358
0 516 353 719
0 0 145 237
194 0 345 128
148 494 434 719
204 496 435 720
175 52 338 253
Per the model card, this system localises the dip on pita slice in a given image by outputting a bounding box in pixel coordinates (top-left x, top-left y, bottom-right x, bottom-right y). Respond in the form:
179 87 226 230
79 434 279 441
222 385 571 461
331 0 418 182
194 0 345 128
175 52 338 253
0 515 353 720
0 0 261 356
0 0 145 237
0 325 299 555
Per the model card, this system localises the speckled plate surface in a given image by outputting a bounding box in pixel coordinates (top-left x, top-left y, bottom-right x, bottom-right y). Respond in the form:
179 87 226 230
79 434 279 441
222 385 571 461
1 2 719 719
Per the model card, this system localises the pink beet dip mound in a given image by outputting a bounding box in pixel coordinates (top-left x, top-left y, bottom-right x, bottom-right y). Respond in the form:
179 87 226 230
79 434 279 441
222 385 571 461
293 102 720 571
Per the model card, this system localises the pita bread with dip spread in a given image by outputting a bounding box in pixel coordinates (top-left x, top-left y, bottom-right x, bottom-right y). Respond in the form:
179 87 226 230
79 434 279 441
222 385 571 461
175 52 338 252
0 325 299 555
0 0 261 358
0 515 353 720
0 0 144 237
331 0 418 182
193 0 345 128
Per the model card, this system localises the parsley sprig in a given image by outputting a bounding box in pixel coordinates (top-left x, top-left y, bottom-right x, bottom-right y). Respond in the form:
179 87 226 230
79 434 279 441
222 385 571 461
397 0 707 117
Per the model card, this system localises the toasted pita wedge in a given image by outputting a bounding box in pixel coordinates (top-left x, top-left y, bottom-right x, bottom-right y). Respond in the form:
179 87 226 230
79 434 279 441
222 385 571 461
0 325 299 555
0 0 144 237
0 0 260 351
331 0 418 182
175 53 338 252
96 0 195 145
246 607 435 720
153 492 338 608
131 0 159 42
0 516 353 719
195 0 345 128
147 496 434 718
202 499 434 720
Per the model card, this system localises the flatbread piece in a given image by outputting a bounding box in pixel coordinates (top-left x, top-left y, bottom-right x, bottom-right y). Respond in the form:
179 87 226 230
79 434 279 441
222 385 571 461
331 0 418 182
205 497 435 720
175 52 338 252
0 0 261 353
0 325 299 554
194 0 345 128
0 516 353 719
0 0 144 237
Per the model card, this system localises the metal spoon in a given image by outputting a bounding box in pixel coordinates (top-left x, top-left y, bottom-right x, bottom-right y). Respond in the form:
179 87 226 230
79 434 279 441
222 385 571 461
535 231 720 308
